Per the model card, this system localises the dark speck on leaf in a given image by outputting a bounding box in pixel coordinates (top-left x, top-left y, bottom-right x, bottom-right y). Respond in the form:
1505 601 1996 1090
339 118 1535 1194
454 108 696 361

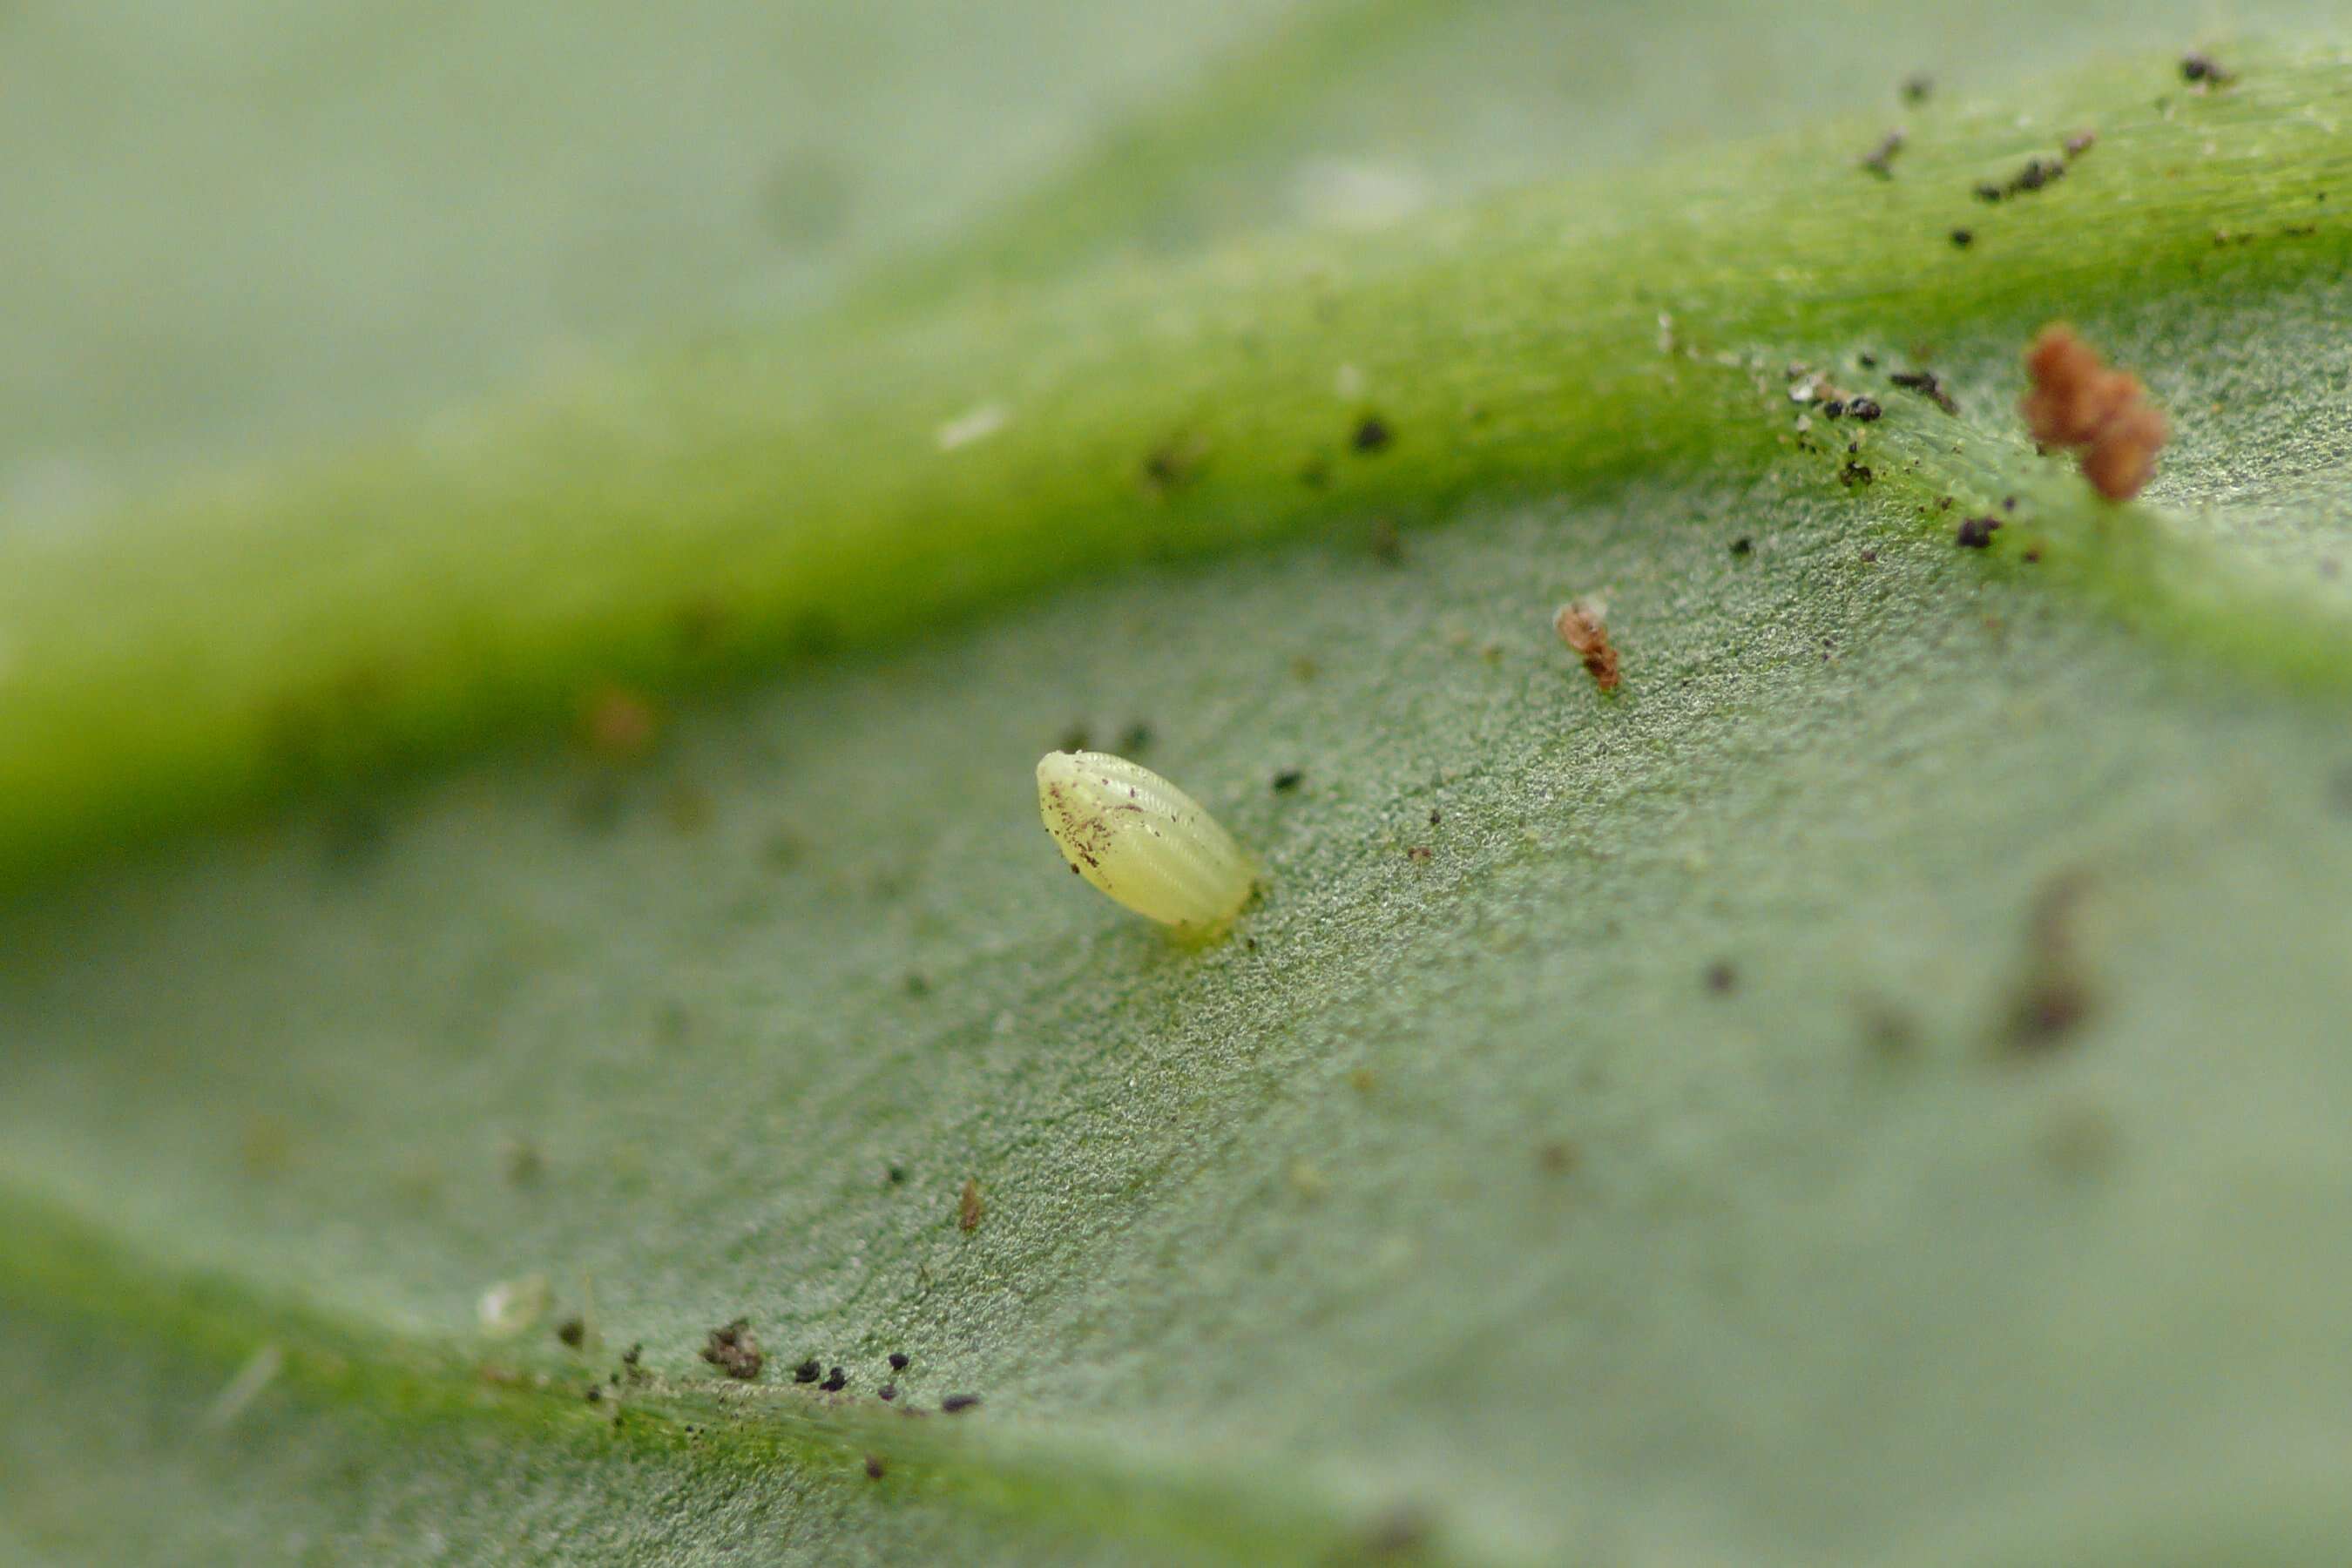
1860 130 1905 179
1273 769 1305 793
2065 128 2097 159
889 1352 909 1371
865 1454 887 1480
556 1317 585 1349
879 1382 897 1401
1973 181 2004 203
700 1319 763 1381
1890 370 1959 416
2002 873 2097 1053
1369 517 1404 564
794 1357 821 1384
941 1394 982 1414
2180 51 2234 85
1950 227 1975 248
1839 460 1875 487
1847 396 1883 422
1730 537 1753 556
1705 961 1738 995
886 1164 906 1186
1957 516 2003 548
822 1367 848 1393
1351 414 1393 453
1901 71 1933 104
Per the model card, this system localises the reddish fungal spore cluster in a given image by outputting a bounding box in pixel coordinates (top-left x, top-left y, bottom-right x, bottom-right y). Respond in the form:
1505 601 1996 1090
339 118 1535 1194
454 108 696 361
1552 602 1620 693
2019 325 2168 501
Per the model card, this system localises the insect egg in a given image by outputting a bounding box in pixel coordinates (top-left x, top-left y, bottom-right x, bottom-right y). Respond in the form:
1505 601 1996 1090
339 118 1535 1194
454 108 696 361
1036 750 1255 930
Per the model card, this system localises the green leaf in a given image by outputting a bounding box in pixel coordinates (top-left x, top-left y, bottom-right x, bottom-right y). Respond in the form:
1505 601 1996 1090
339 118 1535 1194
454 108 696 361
9 8 2352 1564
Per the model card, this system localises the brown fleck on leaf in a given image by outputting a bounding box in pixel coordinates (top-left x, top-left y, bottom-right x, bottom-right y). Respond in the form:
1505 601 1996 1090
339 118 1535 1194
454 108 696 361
957 1177 984 1232
580 684 659 762
1551 601 1621 693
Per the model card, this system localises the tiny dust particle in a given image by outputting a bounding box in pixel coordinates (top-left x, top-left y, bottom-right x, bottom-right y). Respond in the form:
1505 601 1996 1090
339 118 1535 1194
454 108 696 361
1552 601 1621 693
1705 961 1738 994
958 1177 984 1232
865 1454 888 1480
700 1319 763 1380
1351 414 1394 453
941 1394 982 1414
580 685 659 762
2000 873 2099 1054
1859 129 1905 179
1957 516 2003 548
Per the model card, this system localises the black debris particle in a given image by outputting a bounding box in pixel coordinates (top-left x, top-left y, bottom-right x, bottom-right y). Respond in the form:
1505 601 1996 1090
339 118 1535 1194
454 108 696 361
1363 1506 1433 1557
822 1366 848 1393
864 1453 888 1480
503 1138 544 1187
1857 352 1878 369
886 1164 907 1186
700 1319 763 1381
1889 369 1959 415
2002 874 2098 1052
1351 414 1394 453
2009 156 2064 193
1428 808 1442 827
879 1382 898 1402
1730 536 1753 556
2180 51 2234 86
1860 547 1879 563
555 1317 585 1349
1972 180 2004 203
889 1352 910 1371
1956 515 2003 548
2064 128 2097 159
1950 227 1975 248
1273 768 1305 793
1705 961 1738 995
1846 395 1883 422
2000 496 2017 512
793 1357 822 1384
1860 129 1905 179
584 1384 603 1404
1901 72 1934 105
1118 721 1152 754
1839 460 1875 487
1139 432 1209 496
1405 845 1433 863
941 1394 982 1414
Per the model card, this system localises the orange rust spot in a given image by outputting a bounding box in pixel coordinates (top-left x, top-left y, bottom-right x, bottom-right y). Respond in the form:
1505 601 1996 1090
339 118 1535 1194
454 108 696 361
1552 601 1622 693
2019 325 2168 501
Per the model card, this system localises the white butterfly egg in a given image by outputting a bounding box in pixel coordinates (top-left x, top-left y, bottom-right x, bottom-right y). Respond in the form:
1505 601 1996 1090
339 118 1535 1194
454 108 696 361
1037 750 1255 931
